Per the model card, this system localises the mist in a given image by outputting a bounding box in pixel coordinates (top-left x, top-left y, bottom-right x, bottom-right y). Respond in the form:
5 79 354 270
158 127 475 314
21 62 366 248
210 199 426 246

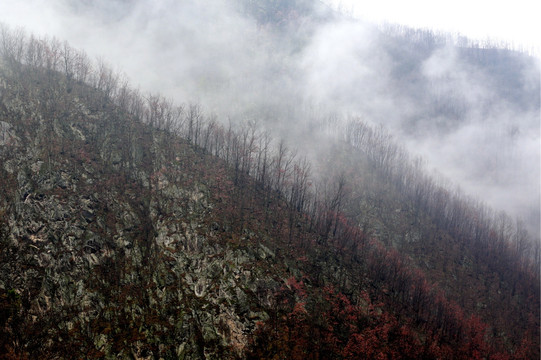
1 0 538 236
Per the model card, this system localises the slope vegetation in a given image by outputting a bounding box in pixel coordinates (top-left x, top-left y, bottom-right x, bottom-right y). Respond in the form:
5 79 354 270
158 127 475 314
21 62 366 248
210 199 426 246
0 26 539 359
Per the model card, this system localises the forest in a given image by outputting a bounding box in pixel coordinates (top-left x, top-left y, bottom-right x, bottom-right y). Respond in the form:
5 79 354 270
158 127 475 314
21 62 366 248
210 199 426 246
0 1 539 358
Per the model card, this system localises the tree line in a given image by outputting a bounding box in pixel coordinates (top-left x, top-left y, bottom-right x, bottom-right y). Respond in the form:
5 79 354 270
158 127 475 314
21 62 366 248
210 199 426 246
1 19 538 312
1 23 538 357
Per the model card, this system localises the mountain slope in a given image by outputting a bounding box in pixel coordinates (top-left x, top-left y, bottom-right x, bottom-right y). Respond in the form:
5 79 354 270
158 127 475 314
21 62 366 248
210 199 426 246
0 24 539 359
0 55 311 358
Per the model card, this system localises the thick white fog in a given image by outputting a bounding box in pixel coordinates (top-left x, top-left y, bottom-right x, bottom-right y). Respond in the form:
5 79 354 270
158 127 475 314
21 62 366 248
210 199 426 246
1 0 539 237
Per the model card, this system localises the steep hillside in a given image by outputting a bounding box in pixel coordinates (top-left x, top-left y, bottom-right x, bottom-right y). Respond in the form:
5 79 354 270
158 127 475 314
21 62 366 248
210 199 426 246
0 59 282 358
0 24 539 360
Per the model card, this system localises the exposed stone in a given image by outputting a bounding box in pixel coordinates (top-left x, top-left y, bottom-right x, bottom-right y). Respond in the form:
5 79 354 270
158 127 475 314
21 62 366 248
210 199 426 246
0 120 17 146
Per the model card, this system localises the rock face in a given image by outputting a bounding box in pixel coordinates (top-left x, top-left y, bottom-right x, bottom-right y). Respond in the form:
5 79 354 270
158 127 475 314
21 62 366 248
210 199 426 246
0 121 16 146
0 64 285 359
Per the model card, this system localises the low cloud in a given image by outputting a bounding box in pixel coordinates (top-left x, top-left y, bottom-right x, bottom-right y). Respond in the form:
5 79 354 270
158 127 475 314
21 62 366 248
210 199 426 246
1 0 538 236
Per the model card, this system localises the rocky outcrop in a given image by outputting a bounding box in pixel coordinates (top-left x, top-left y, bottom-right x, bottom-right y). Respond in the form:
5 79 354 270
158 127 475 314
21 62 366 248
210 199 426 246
0 121 16 146
0 65 286 359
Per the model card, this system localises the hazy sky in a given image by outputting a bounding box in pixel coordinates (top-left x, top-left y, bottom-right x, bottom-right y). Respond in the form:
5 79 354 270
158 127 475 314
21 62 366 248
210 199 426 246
0 0 538 237
326 0 540 53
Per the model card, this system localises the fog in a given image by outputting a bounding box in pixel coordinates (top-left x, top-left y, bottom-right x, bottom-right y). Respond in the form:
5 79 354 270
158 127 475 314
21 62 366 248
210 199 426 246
1 0 539 236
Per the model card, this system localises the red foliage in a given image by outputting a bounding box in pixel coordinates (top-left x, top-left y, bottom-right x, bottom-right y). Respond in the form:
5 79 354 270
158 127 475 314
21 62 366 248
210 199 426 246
459 315 489 359
248 283 436 359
